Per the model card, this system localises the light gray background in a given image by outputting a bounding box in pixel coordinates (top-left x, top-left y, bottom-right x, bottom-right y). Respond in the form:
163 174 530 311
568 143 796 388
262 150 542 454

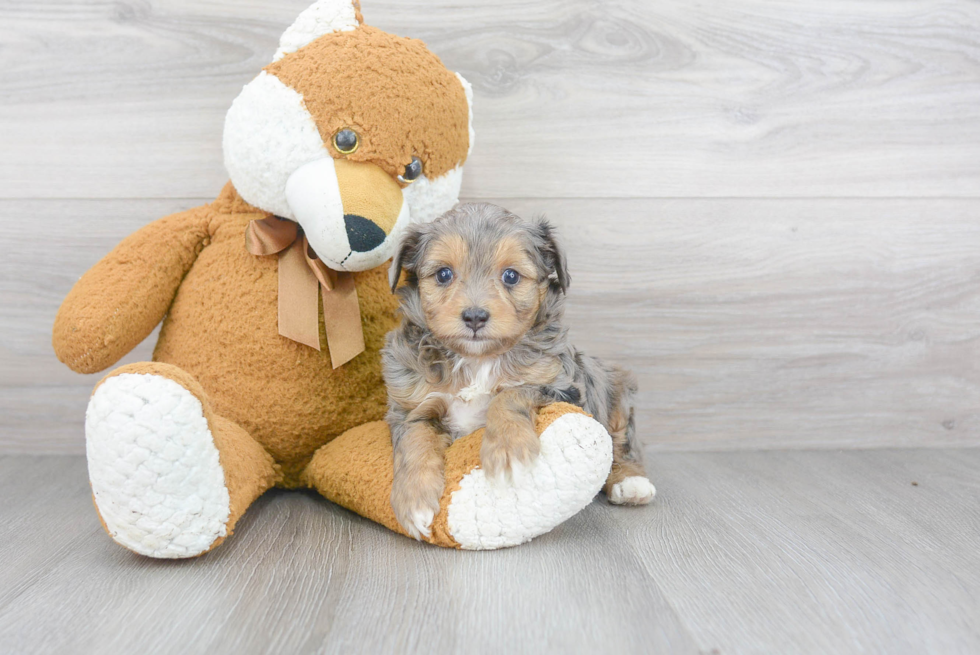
1 2 978 653
2 0 978 454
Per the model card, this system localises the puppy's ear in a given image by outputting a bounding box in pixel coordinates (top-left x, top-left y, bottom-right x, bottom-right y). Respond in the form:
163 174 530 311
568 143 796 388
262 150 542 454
389 225 425 293
533 219 570 293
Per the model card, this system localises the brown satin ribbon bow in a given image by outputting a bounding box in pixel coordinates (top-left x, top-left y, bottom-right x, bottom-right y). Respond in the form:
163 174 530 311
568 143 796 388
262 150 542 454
245 217 364 369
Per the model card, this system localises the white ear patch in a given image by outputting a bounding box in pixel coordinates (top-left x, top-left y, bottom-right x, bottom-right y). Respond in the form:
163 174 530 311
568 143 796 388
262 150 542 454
397 75 471 225
223 71 329 218
403 165 464 225
455 72 475 158
273 0 360 62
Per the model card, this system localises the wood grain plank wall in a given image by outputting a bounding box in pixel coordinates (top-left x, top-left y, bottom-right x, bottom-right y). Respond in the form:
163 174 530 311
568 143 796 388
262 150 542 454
1 1 978 453
3 198 977 453
1 0 978 199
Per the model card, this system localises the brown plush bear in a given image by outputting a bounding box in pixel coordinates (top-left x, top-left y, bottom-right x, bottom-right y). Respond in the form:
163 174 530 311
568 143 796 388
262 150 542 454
52 0 612 556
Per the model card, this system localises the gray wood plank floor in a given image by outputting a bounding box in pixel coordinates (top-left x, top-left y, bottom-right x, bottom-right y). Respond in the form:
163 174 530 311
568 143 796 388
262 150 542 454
1 449 978 655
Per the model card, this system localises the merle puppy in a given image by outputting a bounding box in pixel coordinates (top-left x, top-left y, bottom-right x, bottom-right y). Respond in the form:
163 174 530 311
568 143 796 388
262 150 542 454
382 202 655 539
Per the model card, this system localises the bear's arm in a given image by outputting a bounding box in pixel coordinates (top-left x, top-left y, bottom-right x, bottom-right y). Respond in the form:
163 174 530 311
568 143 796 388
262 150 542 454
52 205 212 374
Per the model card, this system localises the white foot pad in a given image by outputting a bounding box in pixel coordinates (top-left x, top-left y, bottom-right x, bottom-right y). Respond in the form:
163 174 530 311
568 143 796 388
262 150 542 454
86 373 231 558
447 413 613 550
609 476 656 505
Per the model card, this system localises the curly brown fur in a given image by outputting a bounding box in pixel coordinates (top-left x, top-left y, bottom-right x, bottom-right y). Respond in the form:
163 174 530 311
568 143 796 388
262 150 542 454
383 203 654 537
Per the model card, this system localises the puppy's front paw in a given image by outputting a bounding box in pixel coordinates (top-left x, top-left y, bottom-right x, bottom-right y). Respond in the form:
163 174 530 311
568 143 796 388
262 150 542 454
608 476 656 505
481 417 541 483
391 471 444 541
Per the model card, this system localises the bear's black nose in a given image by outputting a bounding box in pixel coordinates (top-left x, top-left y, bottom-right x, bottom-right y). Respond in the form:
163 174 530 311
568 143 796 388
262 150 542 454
344 214 387 252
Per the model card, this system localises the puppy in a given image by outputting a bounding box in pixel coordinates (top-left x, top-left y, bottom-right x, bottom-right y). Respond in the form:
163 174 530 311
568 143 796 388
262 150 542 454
382 202 655 539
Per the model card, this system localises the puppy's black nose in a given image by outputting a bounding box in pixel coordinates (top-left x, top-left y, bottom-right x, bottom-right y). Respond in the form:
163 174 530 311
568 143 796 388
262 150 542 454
462 307 490 332
344 214 387 252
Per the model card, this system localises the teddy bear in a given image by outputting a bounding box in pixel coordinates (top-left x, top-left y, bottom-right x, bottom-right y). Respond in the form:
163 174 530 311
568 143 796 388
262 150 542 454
52 0 613 556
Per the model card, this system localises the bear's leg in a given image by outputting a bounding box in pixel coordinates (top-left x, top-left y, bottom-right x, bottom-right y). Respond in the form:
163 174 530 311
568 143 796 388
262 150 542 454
301 402 612 550
86 362 279 558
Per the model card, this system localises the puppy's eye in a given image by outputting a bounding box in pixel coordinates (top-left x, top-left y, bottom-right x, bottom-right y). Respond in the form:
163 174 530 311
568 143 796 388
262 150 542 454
501 269 521 286
333 129 359 154
398 157 423 184
436 267 454 284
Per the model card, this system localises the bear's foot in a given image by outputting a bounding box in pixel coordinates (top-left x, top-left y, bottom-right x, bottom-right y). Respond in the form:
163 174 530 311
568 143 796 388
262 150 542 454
306 403 613 550
444 408 612 550
86 372 231 558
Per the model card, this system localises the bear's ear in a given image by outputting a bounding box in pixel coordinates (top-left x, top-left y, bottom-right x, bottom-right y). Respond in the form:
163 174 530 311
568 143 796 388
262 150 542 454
273 0 364 62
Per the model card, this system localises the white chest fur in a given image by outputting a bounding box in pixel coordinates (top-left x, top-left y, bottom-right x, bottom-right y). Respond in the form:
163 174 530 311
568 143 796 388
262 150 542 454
443 359 501 440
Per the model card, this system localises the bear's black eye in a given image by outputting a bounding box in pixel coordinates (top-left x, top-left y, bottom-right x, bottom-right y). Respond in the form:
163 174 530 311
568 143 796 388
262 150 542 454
501 269 521 286
436 267 454 284
333 129 359 154
398 156 423 184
